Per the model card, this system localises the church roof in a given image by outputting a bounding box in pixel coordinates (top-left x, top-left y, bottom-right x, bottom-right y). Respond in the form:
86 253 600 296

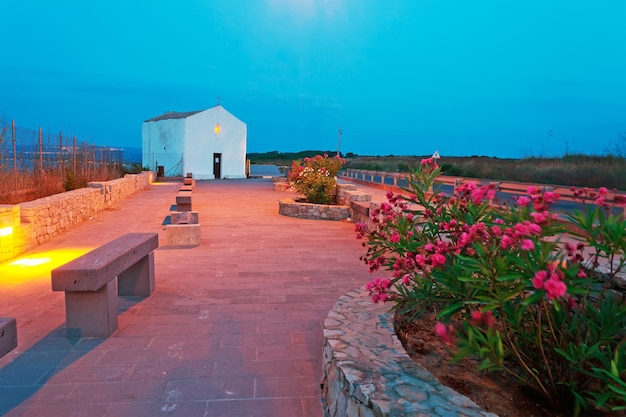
144 110 204 123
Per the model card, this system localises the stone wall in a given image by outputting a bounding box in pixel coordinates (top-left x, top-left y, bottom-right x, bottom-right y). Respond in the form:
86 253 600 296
278 198 350 221
322 288 498 417
0 172 154 263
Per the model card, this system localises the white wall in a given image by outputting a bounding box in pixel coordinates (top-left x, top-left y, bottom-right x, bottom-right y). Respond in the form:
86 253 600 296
141 119 185 176
183 106 247 179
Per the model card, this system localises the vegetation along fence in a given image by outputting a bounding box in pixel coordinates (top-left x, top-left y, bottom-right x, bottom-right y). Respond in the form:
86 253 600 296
0 120 127 204
342 168 626 218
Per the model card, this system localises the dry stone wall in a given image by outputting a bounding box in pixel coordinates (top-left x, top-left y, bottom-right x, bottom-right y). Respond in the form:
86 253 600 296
0 172 153 263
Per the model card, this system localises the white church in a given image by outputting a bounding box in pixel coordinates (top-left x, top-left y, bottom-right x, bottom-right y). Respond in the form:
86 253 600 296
142 105 247 179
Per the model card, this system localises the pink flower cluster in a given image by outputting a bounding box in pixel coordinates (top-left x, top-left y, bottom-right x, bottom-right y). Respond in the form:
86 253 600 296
494 220 542 251
414 240 452 272
531 264 567 300
365 277 392 303
420 157 439 173
523 186 560 212
435 322 456 344
454 182 497 205
570 186 626 209
469 309 497 328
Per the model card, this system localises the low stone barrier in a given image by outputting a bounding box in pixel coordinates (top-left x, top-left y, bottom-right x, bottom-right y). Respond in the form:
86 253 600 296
272 177 290 191
278 198 350 221
0 172 154 263
322 288 497 417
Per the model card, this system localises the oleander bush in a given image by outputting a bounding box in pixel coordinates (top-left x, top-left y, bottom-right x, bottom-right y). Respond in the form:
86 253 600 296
356 158 626 416
288 154 345 205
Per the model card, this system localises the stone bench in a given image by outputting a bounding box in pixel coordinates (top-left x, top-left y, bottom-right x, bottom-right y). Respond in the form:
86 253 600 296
167 211 200 246
183 177 194 187
180 185 193 192
0 317 17 358
176 191 192 211
51 233 159 338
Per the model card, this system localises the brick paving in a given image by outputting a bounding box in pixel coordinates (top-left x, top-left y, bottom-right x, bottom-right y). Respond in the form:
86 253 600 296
0 179 374 417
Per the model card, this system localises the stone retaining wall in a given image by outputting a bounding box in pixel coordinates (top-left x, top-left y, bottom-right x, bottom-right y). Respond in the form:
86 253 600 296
322 288 497 417
278 198 350 221
0 172 154 263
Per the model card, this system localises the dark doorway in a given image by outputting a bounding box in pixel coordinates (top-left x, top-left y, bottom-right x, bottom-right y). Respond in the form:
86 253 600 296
213 153 222 179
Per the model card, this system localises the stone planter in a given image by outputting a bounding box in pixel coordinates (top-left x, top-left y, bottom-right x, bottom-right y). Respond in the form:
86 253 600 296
272 177 291 191
321 288 497 417
278 198 350 221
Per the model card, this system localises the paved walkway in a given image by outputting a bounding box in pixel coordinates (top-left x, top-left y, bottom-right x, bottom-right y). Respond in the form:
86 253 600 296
0 179 376 417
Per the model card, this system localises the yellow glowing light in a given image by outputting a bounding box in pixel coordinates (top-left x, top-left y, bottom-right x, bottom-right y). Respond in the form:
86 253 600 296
1 248 92 284
215 123 220 134
0 226 12 237
10 257 51 267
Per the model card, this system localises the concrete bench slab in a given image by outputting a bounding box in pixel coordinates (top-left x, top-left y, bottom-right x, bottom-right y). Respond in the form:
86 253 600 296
0 318 17 358
166 224 201 246
180 185 193 192
51 233 158 338
176 191 192 212
183 178 194 186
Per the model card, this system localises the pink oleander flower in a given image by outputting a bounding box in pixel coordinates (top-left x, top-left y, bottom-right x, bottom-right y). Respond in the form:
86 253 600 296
520 239 535 251
532 270 548 289
431 253 446 267
390 232 400 243
529 211 550 224
543 191 559 204
544 277 567 300
527 222 542 235
471 187 487 204
516 196 531 206
435 322 456 344
471 310 497 329
470 310 483 326
401 274 411 284
500 235 514 249
513 222 531 236
482 310 496 328
527 186 540 195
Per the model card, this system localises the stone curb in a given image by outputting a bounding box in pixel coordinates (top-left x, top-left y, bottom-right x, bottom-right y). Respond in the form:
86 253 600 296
321 287 498 417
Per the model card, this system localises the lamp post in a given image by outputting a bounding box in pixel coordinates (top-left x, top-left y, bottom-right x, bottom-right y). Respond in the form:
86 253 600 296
337 127 342 157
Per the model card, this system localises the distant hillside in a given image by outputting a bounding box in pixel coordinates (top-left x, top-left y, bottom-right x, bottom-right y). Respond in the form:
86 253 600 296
247 151 626 190
247 150 340 166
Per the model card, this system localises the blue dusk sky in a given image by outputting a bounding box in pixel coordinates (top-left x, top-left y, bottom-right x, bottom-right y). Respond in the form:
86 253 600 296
1 0 625 159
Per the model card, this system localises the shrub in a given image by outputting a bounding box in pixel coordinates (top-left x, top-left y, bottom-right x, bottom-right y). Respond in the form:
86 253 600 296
288 154 344 204
356 158 626 416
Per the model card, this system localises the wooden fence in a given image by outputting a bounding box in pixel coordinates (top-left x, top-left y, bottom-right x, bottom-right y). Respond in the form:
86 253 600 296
0 120 125 204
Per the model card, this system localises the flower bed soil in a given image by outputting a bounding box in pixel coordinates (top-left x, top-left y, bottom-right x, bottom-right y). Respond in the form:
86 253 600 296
395 312 625 417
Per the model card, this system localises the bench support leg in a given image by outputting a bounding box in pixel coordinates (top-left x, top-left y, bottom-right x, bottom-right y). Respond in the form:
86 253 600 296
118 252 155 297
0 318 17 358
65 280 118 338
